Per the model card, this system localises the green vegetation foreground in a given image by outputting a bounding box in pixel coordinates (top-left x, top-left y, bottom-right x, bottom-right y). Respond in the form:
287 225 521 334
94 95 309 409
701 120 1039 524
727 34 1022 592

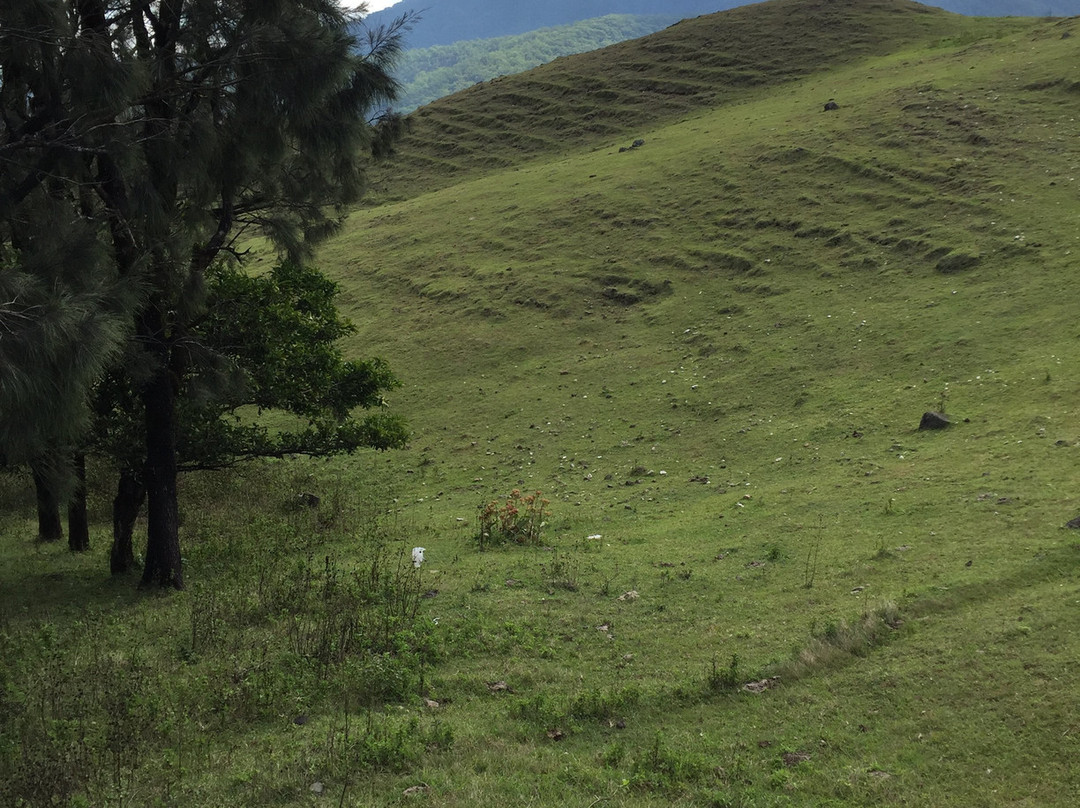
3 1 1080 805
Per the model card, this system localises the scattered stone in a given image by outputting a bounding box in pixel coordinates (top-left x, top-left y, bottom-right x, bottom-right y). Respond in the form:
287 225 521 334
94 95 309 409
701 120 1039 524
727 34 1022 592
292 714 309 726
310 781 324 794
546 728 566 741
823 99 839 111
297 492 320 508
758 740 773 748
422 589 439 599
919 411 951 430
869 770 892 779
743 676 780 693
617 590 640 601
1066 514 1080 529
423 698 440 709
783 751 812 767
487 680 511 693
402 784 431 797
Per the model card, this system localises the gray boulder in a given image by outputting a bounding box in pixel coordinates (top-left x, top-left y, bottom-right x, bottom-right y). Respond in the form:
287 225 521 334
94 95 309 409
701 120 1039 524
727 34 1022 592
919 411 951 430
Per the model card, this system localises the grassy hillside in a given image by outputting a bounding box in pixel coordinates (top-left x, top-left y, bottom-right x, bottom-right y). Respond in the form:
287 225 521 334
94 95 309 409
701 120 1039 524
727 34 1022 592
4 0 1080 805
365 0 1027 201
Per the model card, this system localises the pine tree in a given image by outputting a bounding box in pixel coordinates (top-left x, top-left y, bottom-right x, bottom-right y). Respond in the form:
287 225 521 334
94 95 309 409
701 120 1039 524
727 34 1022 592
2 1 411 587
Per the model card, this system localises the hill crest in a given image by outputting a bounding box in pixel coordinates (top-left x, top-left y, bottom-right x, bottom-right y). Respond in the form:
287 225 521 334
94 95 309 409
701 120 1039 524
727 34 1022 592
365 0 1080 49
367 0 1017 201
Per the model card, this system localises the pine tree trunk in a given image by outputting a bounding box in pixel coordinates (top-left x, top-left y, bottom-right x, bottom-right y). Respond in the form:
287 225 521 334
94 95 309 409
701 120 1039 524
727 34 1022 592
67 453 90 552
31 465 63 543
111 468 144 574
139 309 183 589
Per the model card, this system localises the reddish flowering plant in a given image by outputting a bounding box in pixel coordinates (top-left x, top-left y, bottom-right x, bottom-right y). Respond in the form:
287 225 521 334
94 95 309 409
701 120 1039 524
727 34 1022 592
477 489 550 549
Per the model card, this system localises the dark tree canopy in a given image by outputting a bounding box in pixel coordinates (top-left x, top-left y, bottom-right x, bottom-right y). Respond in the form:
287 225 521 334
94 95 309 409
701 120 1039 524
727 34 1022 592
1 1 412 587
92 260 409 474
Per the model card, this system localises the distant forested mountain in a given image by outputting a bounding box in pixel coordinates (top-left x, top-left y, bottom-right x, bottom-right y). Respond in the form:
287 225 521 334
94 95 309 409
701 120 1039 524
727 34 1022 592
365 0 1080 50
364 0 731 49
390 14 679 112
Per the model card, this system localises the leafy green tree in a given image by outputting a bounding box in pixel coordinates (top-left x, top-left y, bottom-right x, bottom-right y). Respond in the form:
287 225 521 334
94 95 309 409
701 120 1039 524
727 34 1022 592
185 261 407 465
99 261 409 573
1 1 412 588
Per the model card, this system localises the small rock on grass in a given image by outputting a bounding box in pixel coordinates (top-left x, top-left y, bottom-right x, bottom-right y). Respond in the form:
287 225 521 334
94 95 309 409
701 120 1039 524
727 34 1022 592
783 751 811 767
743 676 780 693
919 411 951 430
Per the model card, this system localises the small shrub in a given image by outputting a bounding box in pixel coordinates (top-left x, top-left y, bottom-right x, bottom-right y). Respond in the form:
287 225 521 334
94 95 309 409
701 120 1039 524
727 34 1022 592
569 685 641 721
601 741 627 768
542 547 578 591
629 731 707 792
778 602 902 681
476 489 549 548
511 691 562 728
511 685 641 732
324 712 449 775
706 653 741 692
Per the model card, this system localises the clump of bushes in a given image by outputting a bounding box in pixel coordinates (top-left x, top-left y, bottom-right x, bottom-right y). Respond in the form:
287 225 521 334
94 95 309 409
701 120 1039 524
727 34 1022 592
476 489 549 549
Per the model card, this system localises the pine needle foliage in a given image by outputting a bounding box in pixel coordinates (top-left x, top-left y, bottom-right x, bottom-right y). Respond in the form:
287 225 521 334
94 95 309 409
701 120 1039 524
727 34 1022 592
1 1 414 586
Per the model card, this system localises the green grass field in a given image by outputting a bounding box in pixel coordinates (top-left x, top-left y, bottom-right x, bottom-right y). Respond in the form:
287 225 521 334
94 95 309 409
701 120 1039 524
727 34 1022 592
3 1 1080 805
